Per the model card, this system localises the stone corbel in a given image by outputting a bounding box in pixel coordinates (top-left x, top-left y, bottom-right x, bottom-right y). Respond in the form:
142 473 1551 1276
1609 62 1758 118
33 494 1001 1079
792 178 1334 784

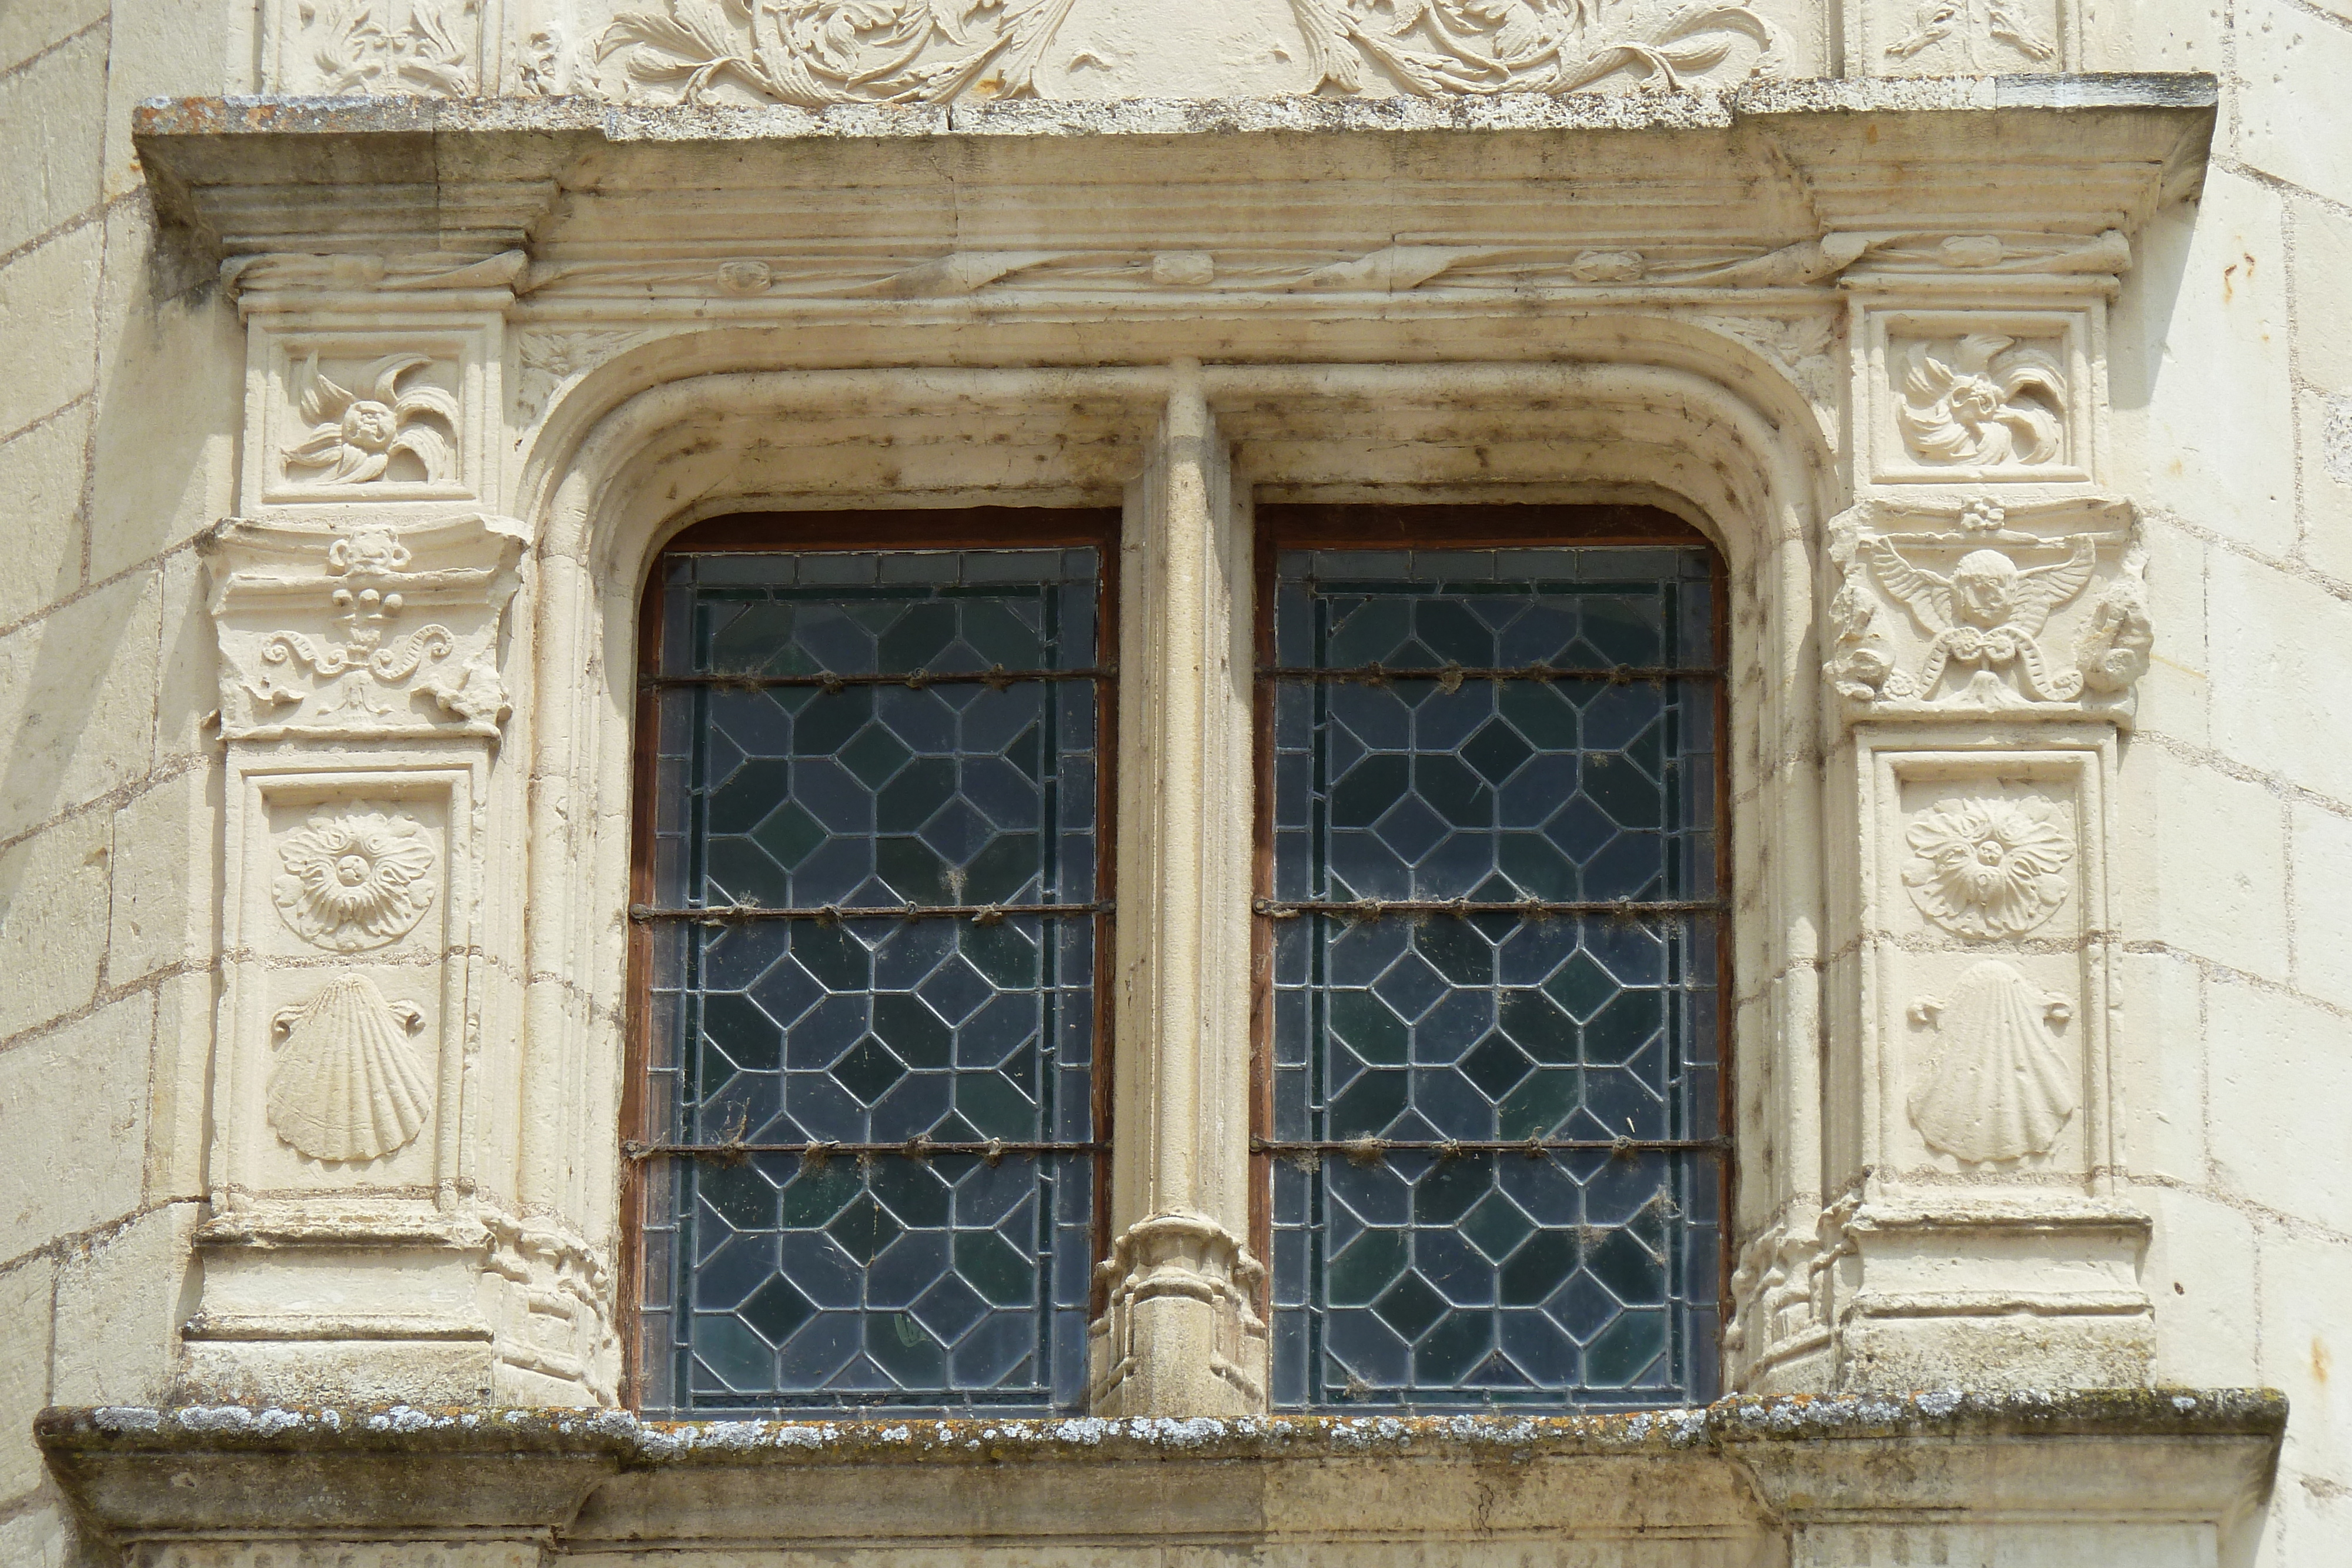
1088 366 1268 1416
1824 494 2150 729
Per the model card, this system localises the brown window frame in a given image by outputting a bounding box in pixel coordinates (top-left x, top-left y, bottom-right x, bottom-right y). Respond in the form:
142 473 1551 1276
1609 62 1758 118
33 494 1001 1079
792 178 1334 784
623 506 1122 1415
1248 503 1735 1407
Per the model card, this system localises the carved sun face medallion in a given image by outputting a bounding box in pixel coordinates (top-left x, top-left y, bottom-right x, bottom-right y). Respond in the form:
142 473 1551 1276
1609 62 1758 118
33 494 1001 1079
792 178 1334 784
1901 795 2073 940
273 806 439 952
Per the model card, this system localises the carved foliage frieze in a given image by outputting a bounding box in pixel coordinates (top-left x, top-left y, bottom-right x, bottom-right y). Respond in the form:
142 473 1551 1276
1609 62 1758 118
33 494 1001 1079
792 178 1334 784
209 517 524 743
1826 499 2150 726
593 0 1081 106
1287 0 1778 98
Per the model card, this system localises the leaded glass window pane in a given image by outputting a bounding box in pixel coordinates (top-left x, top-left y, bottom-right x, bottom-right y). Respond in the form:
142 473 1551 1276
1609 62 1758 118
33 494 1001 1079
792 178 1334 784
1267 544 1723 1410
637 546 1101 1416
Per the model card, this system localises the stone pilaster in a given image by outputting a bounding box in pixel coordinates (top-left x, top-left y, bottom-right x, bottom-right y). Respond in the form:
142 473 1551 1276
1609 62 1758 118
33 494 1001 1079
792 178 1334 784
1087 365 1267 1415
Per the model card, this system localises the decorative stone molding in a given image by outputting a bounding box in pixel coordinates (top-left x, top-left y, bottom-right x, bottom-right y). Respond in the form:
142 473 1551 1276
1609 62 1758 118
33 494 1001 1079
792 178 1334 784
208 517 523 741
1825 496 2149 726
593 0 1081 105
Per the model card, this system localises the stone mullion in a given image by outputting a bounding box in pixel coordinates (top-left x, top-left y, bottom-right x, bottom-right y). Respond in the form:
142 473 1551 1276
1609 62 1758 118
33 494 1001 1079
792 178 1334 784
1088 363 1267 1416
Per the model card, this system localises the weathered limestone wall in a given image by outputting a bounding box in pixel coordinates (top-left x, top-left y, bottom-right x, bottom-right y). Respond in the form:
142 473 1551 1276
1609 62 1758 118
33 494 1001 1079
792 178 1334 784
2097 5 2352 1560
1 2 2348 1566
0 0 239 1559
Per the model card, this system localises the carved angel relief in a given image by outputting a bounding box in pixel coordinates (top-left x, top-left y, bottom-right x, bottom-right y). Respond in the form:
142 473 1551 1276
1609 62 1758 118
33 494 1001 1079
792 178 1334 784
1903 797 2072 940
1895 335 2066 470
1826 503 2151 718
275 808 439 952
268 974 434 1162
1907 961 2078 1164
282 353 460 487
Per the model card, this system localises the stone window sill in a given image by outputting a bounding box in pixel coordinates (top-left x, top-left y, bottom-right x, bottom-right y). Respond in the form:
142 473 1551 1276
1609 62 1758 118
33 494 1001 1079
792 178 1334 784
39 1390 2285 1561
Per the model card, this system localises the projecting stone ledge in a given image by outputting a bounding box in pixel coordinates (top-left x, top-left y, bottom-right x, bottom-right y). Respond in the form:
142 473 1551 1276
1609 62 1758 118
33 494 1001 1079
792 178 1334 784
39 1392 2284 1564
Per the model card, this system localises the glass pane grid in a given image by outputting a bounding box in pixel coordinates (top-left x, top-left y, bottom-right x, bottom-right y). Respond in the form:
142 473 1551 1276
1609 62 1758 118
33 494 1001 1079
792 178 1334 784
640 547 1100 1417
1269 546 1722 1412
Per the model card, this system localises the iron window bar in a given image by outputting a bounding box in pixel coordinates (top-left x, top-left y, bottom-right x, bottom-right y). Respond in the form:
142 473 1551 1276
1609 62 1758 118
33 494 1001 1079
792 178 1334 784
626 1137 1107 1164
630 900 1110 924
1258 662 1719 690
644 666 1112 693
1254 1136 1726 1159
1254 897 1722 920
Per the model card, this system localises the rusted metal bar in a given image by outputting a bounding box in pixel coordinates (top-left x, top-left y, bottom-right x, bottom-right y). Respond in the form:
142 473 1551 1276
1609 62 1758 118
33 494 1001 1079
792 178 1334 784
1257 662 1719 690
1252 1135 1727 1159
643 666 1111 692
624 1137 1105 1165
1253 897 1720 920
630 901 1109 924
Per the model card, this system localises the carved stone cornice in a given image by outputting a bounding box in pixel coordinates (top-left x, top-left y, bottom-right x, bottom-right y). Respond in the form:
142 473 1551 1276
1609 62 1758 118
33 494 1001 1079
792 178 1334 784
133 81 2213 299
204 515 525 742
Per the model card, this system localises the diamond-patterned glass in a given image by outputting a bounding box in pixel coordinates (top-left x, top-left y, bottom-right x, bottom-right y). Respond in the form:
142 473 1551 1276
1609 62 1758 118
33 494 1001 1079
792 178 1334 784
1268 546 1723 1410
638 548 1100 1415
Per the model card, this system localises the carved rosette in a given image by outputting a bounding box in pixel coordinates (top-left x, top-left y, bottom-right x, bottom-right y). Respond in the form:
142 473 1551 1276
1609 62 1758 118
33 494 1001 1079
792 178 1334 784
274 807 439 951
208 517 524 742
1901 796 2072 940
1825 498 2151 727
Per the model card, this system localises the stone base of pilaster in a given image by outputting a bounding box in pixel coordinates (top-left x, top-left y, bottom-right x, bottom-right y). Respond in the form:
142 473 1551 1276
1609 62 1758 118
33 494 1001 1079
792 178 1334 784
1087 1212 1267 1416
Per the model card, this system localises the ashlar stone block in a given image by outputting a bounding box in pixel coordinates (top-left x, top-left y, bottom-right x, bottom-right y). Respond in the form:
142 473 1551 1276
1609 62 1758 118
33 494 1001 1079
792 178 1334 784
0 992 151 1265
0 27 103 259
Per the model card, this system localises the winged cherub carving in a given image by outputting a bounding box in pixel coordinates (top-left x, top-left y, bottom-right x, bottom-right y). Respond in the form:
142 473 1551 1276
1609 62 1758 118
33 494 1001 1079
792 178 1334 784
1863 535 2097 704
282 353 459 484
1896 334 2065 468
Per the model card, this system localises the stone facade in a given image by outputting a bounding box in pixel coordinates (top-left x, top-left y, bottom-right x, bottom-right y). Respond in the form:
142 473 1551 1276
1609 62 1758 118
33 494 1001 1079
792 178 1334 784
0 0 2347 1562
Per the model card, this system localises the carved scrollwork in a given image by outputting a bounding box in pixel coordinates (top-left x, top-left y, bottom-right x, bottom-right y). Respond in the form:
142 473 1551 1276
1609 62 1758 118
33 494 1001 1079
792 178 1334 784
595 0 1080 106
1895 333 2066 470
1289 0 1776 97
1885 0 2054 72
282 353 461 487
298 0 476 94
208 516 523 742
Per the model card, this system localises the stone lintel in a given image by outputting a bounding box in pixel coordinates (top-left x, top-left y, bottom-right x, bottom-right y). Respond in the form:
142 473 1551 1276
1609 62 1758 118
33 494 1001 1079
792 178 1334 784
129 79 2216 267
38 1392 2284 1547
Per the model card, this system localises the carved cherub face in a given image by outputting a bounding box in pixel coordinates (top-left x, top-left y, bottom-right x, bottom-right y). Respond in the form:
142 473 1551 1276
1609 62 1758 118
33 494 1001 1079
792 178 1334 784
339 400 399 452
1952 549 2020 626
1947 375 2004 426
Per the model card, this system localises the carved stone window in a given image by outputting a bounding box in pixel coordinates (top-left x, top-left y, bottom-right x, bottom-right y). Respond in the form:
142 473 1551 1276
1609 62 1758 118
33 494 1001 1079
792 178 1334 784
629 513 1115 1415
1257 510 1726 1409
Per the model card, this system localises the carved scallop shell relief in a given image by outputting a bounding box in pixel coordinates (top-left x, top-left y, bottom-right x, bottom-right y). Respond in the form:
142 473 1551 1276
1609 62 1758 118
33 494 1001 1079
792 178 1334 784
1901 796 2072 940
1908 959 2079 1164
268 974 433 1162
273 807 437 952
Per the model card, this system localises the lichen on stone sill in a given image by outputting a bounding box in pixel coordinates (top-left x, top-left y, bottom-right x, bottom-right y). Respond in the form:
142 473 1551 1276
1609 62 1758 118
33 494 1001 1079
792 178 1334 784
35 1388 2285 1466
